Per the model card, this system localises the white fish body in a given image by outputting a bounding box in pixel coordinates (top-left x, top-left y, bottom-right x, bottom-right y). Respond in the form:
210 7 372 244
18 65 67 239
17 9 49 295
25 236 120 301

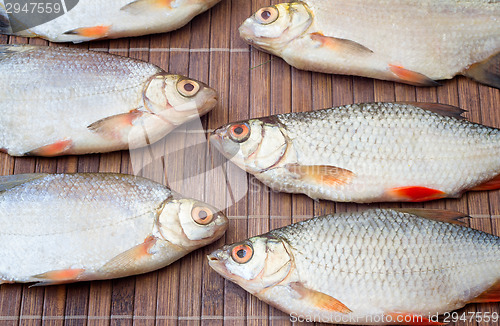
0 0 221 42
239 0 500 87
0 45 217 156
0 173 227 284
208 209 500 325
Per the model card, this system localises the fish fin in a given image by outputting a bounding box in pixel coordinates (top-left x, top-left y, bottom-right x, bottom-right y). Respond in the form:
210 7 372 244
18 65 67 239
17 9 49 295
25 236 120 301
0 4 11 34
88 110 144 140
63 25 111 39
471 174 500 191
290 282 352 314
0 173 48 192
285 164 354 187
463 52 500 89
121 0 173 14
310 32 373 55
388 64 440 87
32 268 85 285
99 236 157 273
27 139 73 157
386 186 446 202
386 313 444 325
398 102 467 120
394 209 467 226
0 44 37 60
470 280 500 303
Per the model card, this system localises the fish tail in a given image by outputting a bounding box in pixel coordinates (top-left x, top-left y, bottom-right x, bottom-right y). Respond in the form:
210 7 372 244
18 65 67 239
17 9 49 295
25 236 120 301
463 52 500 89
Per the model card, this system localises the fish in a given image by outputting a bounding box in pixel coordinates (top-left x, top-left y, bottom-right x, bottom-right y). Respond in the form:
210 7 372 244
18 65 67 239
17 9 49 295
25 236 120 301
0 45 218 156
208 208 500 325
239 0 500 88
0 173 227 285
0 0 221 42
210 102 500 203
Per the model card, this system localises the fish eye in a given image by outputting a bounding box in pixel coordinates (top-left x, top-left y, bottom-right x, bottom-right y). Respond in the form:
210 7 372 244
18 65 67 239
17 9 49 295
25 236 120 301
191 206 214 225
231 243 253 264
177 79 201 97
255 6 279 25
229 123 250 143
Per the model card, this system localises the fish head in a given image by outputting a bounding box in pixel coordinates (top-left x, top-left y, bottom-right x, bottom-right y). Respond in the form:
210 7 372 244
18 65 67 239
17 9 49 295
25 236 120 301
239 2 313 54
207 235 293 294
158 198 228 249
209 117 290 174
144 74 218 126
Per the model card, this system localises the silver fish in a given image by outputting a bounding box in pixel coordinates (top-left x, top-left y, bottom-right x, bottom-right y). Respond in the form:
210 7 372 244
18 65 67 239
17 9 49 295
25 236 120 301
0 45 218 156
210 102 500 203
209 209 500 325
0 173 227 285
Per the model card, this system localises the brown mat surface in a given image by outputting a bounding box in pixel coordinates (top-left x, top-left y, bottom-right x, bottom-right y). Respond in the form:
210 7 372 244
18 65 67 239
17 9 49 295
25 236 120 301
1 1 499 325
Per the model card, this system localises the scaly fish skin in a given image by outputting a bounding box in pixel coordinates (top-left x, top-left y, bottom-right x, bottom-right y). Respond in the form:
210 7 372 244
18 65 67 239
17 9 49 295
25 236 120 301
0 45 218 156
0 0 221 42
0 173 228 284
210 103 500 203
239 1 500 87
208 209 500 325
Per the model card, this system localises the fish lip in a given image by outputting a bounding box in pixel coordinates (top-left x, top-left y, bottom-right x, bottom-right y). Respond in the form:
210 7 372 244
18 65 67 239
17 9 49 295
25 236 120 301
197 93 218 116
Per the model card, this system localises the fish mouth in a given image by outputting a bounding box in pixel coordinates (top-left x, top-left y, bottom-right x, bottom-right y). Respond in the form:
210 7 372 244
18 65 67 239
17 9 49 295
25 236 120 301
197 93 218 116
206 250 229 274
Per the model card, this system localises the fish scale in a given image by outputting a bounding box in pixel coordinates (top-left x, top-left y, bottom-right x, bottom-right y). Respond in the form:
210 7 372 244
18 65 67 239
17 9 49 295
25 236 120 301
208 209 500 324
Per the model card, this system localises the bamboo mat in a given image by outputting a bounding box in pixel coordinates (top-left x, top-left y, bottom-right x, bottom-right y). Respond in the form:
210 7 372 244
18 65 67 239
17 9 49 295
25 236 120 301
1 0 500 325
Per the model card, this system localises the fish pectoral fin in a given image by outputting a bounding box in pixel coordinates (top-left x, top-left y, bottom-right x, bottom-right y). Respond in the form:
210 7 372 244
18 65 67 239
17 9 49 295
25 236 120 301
88 109 144 141
289 282 351 314
393 208 467 226
386 186 446 202
471 174 500 191
285 164 354 187
98 236 158 274
121 0 174 14
386 313 444 325
31 268 86 285
0 173 47 192
63 25 111 39
309 32 373 55
470 280 500 303
27 139 73 157
398 102 467 120
463 52 500 89
388 64 439 87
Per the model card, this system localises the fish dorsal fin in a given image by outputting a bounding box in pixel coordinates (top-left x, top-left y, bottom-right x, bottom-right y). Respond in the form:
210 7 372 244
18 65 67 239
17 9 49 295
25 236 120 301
398 102 467 120
0 173 47 192
394 208 468 226
470 280 500 303
121 0 174 14
463 52 500 89
289 282 352 314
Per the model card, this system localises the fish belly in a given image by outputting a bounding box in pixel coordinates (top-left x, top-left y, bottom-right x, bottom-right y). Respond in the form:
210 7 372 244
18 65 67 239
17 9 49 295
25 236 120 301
0 173 171 282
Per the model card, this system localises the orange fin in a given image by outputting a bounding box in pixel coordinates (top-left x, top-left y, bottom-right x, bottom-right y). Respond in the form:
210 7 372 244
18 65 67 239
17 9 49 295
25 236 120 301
99 236 157 273
121 0 174 13
33 268 85 283
386 186 446 202
290 282 351 314
394 209 467 226
285 164 354 187
64 25 111 38
310 32 373 55
463 52 500 89
386 313 444 325
88 109 143 140
398 102 466 120
389 64 440 87
28 139 72 157
470 280 500 303
471 174 500 191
